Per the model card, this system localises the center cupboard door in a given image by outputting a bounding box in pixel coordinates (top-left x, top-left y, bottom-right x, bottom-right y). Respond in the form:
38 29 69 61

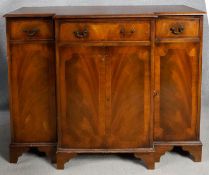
107 46 152 149
58 46 106 149
154 43 200 141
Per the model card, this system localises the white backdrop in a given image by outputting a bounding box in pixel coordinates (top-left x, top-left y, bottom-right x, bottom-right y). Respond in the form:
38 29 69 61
205 0 209 22
0 0 208 110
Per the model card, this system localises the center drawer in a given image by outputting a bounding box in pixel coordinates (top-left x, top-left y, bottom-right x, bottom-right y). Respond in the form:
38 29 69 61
57 21 151 41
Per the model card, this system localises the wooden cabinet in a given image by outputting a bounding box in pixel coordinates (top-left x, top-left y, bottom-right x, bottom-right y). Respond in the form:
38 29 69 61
4 6 205 170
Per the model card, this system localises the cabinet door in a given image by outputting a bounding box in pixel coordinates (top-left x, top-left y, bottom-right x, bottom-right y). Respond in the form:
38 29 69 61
10 43 56 143
107 46 152 148
154 43 200 141
58 46 106 149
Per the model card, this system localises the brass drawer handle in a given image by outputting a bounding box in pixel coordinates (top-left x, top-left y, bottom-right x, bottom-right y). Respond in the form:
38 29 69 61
120 27 135 36
74 29 89 38
22 28 39 37
170 24 184 35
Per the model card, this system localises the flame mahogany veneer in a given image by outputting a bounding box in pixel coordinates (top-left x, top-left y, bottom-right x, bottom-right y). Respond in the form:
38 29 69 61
4 5 205 169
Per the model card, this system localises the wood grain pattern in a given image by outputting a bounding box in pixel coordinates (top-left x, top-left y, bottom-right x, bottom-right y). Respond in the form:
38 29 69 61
58 46 106 148
58 46 152 149
58 21 150 41
8 18 53 40
10 43 56 143
154 43 199 141
156 17 199 38
108 46 151 148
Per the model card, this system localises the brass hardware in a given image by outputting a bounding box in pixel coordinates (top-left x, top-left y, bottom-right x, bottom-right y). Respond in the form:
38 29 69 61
153 90 160 97
170 24 184 35
120 27 135 36
22 28 39 37
74 29 88 38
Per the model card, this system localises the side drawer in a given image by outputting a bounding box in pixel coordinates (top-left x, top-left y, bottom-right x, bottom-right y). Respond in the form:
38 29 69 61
57 21 151 41
8 18 54 40
156 17 200 38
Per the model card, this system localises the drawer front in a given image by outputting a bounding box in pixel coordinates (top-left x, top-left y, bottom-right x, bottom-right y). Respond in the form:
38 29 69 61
156 18 199 38
9 19 53 40
58 21 150 41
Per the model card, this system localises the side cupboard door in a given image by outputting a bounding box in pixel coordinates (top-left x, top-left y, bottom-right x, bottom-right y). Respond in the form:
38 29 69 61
10 43 56 143
154 43 201 141
108 46 152 149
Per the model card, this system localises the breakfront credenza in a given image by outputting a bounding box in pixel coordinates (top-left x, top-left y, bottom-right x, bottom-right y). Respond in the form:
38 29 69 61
4 5 205 169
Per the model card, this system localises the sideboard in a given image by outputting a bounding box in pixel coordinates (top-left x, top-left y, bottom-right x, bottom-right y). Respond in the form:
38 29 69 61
4 5 205 169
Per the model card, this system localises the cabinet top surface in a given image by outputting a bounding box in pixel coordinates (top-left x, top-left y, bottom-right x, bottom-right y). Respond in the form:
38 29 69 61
4 5 205 18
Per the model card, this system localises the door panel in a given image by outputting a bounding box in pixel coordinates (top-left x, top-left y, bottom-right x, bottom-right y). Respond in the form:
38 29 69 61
154 43 199 141
11 43 56 142
108 46 151 148
58 46 106 148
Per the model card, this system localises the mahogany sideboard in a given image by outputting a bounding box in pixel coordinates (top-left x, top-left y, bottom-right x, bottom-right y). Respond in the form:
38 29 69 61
4 5 205 169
